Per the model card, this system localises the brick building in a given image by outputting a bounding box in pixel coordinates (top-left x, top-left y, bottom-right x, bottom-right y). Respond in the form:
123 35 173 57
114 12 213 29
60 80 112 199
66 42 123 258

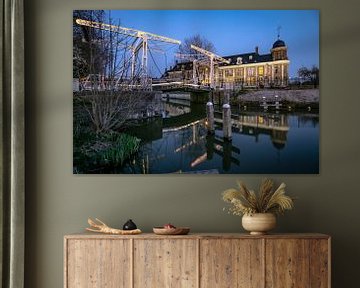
163 38 289 89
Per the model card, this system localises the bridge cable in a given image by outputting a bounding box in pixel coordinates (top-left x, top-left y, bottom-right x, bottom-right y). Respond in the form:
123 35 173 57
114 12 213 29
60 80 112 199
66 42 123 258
148 47 164 78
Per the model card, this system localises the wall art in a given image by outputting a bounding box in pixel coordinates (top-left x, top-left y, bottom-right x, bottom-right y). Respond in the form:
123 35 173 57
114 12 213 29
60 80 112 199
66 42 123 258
73 10 319 174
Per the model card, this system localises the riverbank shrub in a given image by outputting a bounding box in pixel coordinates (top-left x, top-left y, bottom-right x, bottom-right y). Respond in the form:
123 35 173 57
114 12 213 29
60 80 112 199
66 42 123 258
75 91 152 133
73 97 141 173
74 131 141 173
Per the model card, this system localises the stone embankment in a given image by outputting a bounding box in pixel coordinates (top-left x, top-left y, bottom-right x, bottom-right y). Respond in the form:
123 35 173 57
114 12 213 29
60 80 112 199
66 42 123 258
234 89 319 110
238 89 319 103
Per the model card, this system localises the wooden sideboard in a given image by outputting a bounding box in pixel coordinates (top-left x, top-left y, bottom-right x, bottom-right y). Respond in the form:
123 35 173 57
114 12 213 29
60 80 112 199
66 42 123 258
64 233 330 288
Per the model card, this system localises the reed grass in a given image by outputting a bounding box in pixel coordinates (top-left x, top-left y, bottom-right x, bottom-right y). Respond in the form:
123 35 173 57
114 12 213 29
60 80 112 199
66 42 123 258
222 179 294 216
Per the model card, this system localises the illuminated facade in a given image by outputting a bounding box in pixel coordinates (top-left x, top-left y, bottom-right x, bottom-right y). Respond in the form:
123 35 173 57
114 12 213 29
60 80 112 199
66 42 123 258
164 39 289 89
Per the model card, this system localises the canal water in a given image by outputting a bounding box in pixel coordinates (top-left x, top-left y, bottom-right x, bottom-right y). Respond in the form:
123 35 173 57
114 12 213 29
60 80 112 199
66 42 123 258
120 94 319 174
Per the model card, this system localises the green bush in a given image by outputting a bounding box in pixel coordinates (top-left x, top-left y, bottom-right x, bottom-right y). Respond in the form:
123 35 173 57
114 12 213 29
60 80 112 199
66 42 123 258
74 131 141 173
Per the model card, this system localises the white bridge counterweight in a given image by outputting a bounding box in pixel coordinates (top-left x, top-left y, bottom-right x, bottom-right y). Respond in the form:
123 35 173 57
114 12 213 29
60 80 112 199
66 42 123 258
190 45 230 64
190 44 230 88
75 19 181 45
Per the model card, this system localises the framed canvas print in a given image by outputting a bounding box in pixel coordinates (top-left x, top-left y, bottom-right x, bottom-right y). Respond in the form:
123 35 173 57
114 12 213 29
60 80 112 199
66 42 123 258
73 10 319 174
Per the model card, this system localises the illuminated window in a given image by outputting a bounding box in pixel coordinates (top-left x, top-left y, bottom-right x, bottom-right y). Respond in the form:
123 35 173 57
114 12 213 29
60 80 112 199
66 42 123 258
225 69 233 77
249 55 253 60
258 66 264 75
236 57 242 65
247 67 255 76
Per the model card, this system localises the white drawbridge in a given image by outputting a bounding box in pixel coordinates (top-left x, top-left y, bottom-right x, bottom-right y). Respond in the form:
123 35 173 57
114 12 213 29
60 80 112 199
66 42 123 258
76 18 181 89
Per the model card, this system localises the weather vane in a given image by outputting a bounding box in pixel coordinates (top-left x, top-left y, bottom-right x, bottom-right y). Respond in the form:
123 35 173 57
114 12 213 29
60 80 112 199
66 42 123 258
277 25 282 40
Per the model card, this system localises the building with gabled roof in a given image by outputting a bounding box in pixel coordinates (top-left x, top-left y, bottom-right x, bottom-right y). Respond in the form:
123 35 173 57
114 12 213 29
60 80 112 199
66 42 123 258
163 38 289 89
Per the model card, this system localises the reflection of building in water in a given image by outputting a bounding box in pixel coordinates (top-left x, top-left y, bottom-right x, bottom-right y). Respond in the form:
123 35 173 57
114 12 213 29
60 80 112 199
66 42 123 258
238 114 289 149
215 113 289 149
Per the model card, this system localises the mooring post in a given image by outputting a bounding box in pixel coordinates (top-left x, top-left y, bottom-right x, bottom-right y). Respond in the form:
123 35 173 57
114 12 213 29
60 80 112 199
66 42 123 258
209 90 214 103
224 90 230 105
223 91 232 141
275 94 280 110
262 96 268 110
206 101 215 134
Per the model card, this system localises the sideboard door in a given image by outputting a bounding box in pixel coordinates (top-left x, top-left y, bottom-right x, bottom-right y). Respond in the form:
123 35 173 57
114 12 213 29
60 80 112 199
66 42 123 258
200 239 264 288
265 238 329 288
310 239 330 288
133 239 198 288
266 239 309 287
66 239 131 288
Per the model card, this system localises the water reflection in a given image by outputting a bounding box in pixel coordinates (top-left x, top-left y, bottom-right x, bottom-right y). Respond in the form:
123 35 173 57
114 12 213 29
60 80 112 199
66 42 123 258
220 112 289 144
123 98 319 174
190 134 241 172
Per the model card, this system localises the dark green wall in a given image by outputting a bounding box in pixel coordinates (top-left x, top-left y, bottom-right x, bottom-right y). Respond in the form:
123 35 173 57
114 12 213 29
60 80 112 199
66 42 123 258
25 0 360 287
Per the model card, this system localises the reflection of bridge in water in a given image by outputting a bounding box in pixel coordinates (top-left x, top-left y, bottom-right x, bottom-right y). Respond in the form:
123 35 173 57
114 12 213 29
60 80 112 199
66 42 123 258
173 116 288 172
154 101 289 172
162 101 290 148
127 98 293 173
162 101 204 129
163 119 240 172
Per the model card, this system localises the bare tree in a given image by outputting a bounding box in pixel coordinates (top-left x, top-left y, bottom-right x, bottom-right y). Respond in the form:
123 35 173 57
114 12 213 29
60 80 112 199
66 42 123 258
73 12 153 133
80 92 145 133
73 10 106 78
178 34 216 59
298 65 319 88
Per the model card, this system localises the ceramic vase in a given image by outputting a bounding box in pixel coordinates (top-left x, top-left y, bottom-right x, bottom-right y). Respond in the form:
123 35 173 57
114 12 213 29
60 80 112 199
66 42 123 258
242 213 276 235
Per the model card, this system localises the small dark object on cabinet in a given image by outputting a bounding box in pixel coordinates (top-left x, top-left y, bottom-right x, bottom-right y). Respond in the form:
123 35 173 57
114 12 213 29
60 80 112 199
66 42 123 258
123 219 137 230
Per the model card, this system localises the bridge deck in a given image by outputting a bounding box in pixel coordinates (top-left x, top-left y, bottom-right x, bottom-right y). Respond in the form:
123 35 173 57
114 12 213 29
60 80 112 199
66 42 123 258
152 82 211 93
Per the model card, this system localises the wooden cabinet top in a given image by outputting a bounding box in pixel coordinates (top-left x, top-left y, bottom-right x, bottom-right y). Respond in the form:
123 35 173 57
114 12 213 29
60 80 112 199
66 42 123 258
64 232 330 240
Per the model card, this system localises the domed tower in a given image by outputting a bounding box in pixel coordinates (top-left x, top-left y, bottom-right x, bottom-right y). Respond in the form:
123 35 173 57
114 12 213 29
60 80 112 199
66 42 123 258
269 27 289 87
271 39 288 61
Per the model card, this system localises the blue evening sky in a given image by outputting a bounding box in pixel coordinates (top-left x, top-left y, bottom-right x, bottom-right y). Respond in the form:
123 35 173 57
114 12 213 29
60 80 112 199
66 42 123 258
105 10 319 77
